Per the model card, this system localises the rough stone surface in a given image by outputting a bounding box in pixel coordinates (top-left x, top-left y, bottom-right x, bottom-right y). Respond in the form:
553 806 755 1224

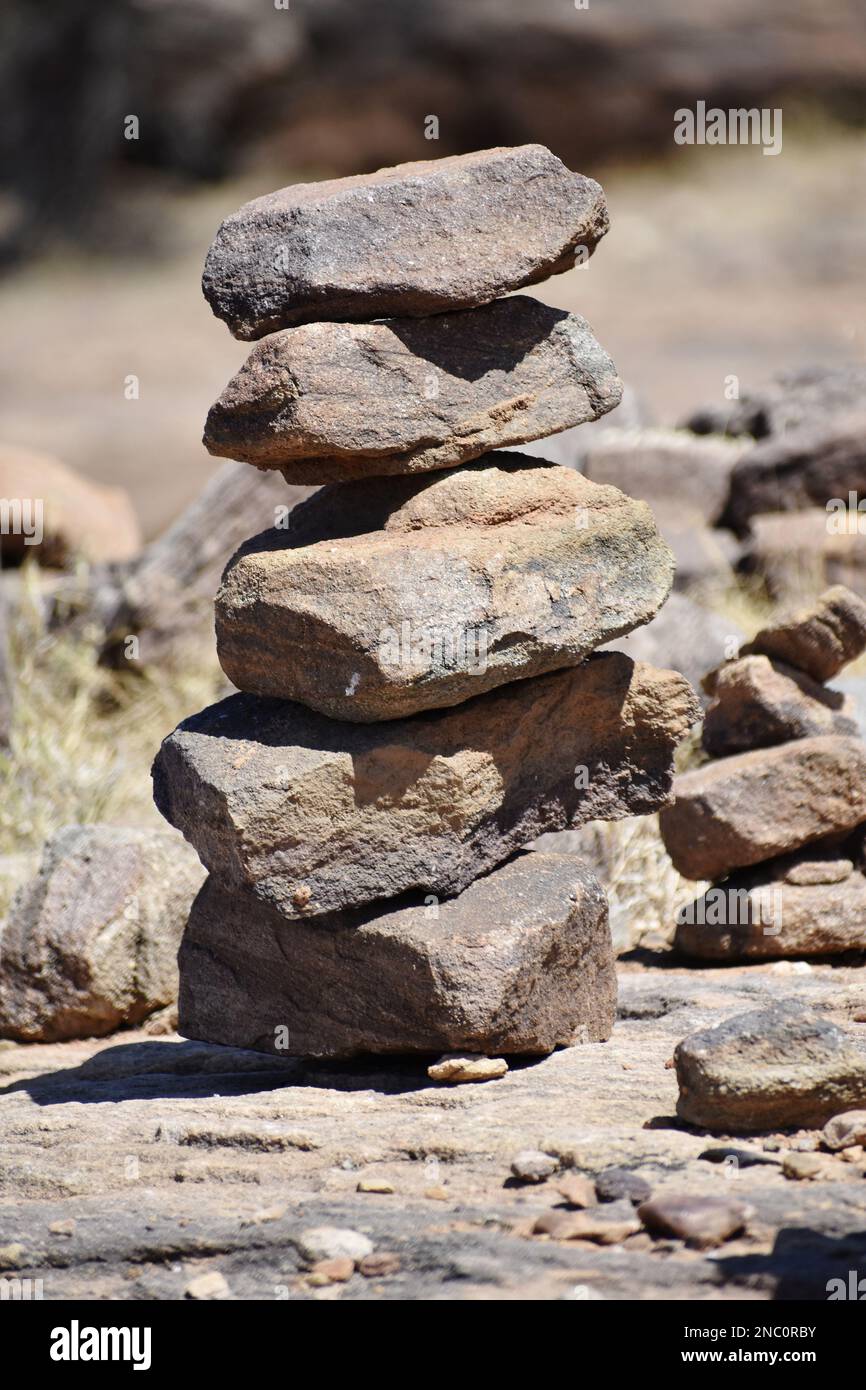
0 826 206 1043
153 652 698 917
823 1111 866 1152
204 298 622 482
202 145 608 339
0 443 140 568
659 735 866 882
511 1150 558 1183
605 591 744 706
638 1195 749 1248
178 855 616 1059
2 960 866 1300
701 654 859 756
741 586 866 683
675 1001 866 1133
674 852 866 961
216 456 674 720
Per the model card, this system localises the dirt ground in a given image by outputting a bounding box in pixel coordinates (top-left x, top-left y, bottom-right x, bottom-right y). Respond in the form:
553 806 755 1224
2 953 865 1301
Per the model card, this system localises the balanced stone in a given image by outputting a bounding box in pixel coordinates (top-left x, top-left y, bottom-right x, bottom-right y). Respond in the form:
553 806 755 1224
674 850 866 960
659 735 866 881
741 585 866 683
215 455 674 720
202 145 608 340
153 652 698 918
675 1001 866 1133
204 298 622 482
178 854 616 1059
701 654 859 756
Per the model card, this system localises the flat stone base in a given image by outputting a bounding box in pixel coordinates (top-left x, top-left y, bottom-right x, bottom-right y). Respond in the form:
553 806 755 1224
178 853 615 1060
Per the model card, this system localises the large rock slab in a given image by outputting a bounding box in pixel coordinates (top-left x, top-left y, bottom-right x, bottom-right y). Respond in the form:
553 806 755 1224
204 298 621 483
178 853 615 1059
202 145 608 340
674 849 866 960
675 1001 866 1133
215 456 674 720
741 585 866 683
153 653 698 918
701 654 859 756
0 826 205 1042
659 735 866 882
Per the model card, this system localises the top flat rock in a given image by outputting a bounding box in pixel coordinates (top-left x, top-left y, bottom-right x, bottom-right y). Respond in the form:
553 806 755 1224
202 145 609 339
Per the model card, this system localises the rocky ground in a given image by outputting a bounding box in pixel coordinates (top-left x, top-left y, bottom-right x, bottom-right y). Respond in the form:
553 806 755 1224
2 954 865 1301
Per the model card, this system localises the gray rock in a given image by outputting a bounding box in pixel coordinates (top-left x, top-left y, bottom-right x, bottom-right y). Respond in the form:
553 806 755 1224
675 1001 866 1133
659 735 866 882
0 826 206 1042
720 414 866 535
702 654 860 756
583 427 747 528
216 455 674 720
178 855 616 1059
510 1150 559 1183
295 1227 374 1265
152 652 698 918
685 364 866 441
204 298 622 482
823 1111 866 1151
594 1167 652 1205
202 145 608 339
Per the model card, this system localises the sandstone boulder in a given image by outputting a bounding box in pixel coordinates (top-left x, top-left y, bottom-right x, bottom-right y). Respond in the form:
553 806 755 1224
675 1001 866 1133
701 654 859 756
741 585 866 683
216 456 674 720
0 826 206 1042
178 854 616 1059
204 298 621 482
202 145 608 339
153 653 698 918
660 735 866 882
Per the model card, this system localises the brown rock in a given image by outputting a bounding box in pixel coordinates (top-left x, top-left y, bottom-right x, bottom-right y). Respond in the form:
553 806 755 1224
204 298 621 482
675 854 866 961
359 1252 401 1278
740 509 866 604
742 586 866 683
0 443 140 568
179 855 615 1059
554 1174 597 1209
782 1151 825 1180
0 826 206 1042
202 145 608 339
153 653 698 917
310 1257 354 1283
638 1195 749 1248
675 1001 866 1134
215 455 674 720
702 654 859 756
659 736 866 882
719 414 866 535
583 427 747 528
533 1201 639 1244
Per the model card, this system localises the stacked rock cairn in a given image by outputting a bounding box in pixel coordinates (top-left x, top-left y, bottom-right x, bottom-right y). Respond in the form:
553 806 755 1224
153 145 698 1061
663 585 866 960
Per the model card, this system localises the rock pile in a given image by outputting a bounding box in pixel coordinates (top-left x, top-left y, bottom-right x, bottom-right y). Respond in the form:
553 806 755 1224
662 586 866 960
153 145 698 1060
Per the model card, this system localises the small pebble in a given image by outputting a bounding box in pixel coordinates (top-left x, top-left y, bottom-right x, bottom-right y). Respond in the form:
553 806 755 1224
356 1177 394 1194
762 1138 782 1152
638 1195 750 1249
359 1252 401 1278
185 1271 231 1300
48 1219 76 1237
823 1110 866 1152
510 1149 557 1184
424 1186 449 1202
554 1173 596 1209
534 1199 639 1245
782 1151 824 1181
0 1243 26 1270
792 1136 819 1152
595 1167 652 1205
297 1226 374 1264
310 1257 353 1284
770 960 812 976
427 1053 508 1084
841 1146 865 1164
